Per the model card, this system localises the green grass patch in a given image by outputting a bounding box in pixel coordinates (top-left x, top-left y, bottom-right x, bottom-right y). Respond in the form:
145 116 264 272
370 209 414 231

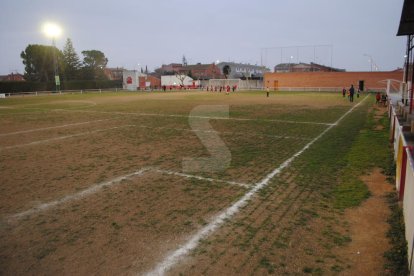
384 192 408 275
334 101 389 209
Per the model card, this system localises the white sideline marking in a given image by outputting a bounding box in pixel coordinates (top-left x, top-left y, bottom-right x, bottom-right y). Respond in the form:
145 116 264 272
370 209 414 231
144 96 369 276
153 169 250 188
0 119 112 137
9 168 150 220
55 109 334 126
0 125 134 150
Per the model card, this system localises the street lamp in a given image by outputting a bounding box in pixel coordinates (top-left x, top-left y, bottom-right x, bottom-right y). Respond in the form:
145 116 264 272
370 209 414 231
363 53 374 72
42 22 62 92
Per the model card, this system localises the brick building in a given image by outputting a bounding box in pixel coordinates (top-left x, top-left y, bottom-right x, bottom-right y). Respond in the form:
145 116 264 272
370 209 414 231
264 70 403 91
155 63 183 75
139 75 161 89
123 70 161 90
155 63 223 80
0 73 25 81
181 63 223 80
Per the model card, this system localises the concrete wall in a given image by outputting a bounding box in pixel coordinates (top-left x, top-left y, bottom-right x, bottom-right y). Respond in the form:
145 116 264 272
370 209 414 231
264 71 403 91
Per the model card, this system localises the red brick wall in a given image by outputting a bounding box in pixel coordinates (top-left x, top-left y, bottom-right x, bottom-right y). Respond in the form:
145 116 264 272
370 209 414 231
147 75 161 88
138 76 161 88
264 71 403 90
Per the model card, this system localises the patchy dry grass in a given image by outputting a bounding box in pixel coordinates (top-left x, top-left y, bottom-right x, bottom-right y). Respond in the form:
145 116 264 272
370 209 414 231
0 91 382 274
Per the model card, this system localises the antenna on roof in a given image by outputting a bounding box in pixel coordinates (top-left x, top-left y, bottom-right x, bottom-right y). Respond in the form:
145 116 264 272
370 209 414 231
182 55 188 66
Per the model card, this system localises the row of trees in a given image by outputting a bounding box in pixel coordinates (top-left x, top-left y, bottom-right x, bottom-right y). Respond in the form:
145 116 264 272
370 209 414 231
20 38 109 82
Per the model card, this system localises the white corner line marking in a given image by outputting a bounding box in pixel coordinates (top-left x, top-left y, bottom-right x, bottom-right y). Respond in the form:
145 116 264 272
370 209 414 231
153 169 251 188
5 166 251 222
144 95 369 276
8 168 151 221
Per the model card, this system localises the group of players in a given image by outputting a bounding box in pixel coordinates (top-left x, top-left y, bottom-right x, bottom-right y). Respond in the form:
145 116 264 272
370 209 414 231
205 85 238 94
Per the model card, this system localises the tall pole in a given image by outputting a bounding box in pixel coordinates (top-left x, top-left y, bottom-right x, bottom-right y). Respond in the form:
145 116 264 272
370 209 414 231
52 37 60 92
43 22 62 92
363 54 373 72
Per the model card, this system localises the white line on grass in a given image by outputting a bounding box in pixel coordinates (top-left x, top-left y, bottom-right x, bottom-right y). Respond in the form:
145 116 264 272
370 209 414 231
0 111 50 116
144 95 369 276
6 167 252 221
138 125 311 141
0 124 134 150
8 168 151 221
139 112 335 126
153 168 250 188
0 119 112 137
55 109 334 126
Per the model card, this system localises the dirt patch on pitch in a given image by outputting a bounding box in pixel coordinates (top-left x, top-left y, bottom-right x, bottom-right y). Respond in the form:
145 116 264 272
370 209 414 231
0 172 246 275
334 168 393 274
373 105 387 130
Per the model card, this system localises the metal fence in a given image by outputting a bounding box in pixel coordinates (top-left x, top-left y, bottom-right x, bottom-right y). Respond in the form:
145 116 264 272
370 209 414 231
0 87 390 98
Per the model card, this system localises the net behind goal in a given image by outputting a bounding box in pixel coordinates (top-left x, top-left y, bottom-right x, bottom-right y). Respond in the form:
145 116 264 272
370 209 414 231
207 79 263 90
382 79 405 105
208 79 241 88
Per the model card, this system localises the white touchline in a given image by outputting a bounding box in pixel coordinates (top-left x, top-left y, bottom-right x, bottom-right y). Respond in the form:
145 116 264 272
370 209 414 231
8 168 150 221
0 125 134 150
0 119 112 137
153 169 251 188
144 95 369 276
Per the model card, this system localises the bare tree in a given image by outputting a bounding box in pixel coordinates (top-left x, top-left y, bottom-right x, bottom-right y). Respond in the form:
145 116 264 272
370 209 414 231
175 73 187 87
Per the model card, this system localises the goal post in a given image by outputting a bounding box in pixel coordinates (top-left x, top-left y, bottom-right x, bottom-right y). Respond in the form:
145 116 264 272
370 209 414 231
207 79 241 88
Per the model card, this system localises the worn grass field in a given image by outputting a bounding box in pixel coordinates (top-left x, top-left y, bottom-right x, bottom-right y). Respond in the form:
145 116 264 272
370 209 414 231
0 90 386 275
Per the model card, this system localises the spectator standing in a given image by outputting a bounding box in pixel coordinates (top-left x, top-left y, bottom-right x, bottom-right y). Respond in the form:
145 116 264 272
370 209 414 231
376 92 381 104
349 84 355 102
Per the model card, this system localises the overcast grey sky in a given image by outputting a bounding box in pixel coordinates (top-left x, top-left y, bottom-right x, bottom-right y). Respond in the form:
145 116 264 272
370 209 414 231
0 0 406 74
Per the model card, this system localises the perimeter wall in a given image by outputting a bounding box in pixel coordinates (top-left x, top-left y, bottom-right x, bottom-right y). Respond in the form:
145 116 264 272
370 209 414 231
264 71 403 91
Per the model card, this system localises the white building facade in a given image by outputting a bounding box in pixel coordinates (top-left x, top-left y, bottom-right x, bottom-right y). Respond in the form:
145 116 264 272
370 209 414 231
161 75 199 88
122 70 146 91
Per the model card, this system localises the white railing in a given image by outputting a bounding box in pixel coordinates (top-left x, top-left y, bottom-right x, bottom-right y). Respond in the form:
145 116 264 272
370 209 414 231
390 103 414 273
2 88 128 97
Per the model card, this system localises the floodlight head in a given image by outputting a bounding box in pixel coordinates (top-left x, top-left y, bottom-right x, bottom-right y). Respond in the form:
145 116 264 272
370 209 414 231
42 22 62 38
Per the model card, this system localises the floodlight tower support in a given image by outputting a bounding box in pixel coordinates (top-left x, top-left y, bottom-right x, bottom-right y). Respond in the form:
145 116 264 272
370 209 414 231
52 37 60 92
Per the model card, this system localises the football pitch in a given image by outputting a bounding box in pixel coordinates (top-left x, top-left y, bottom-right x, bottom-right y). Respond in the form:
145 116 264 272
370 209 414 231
0 91 374 275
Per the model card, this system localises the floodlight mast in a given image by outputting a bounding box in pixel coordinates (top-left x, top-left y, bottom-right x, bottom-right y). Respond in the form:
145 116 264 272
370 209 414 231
43 23 62 92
